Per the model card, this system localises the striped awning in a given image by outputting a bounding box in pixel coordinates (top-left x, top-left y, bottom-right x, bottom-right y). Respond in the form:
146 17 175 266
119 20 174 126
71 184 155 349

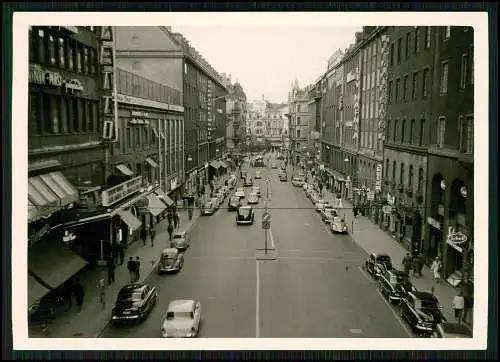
209 161 221 169
146 194 167 217
117 210 142 231
155 190 174 206
325 168 346 182
145 157 158 168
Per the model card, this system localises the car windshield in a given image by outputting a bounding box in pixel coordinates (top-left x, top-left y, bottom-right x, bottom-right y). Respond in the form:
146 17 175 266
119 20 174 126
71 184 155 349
239 208 251 216
237 188 244 193
416 298 439 310
173 234 184 239
204 202 212 208
166 311 193 320
230 197 240 203
118 290 142 301
377 256 391 263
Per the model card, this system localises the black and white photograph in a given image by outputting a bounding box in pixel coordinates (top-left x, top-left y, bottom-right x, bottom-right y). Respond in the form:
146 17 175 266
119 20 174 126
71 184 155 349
10 11 489 351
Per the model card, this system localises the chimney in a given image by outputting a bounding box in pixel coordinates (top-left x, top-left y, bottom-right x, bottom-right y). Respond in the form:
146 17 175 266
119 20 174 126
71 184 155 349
355 32 363 44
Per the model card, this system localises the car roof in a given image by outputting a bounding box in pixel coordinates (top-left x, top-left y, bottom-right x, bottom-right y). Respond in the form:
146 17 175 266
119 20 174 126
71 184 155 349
119 283 147 293
410 291 437 300
161 248 179 255
374 253 391 259
167 299 196 312
173 231 186 237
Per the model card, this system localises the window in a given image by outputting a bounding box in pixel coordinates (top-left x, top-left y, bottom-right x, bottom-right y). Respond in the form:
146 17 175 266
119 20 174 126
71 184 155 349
403 75 408 101
42 94 51 132
48 34 56 65
58 38 65 68
83 47 89 74
71 97 79 131
457 116 464 151
405 33 410 60
394 120 398 142
411 72 418 100
37 29 46 64
386 120 391 141
397 38 402 63
440 61 449 94
410 119 415 144
92 102 99 132
422 68 429 98
465 116 473 154
389 43 394 66
414 27 420 54
388 80 393 103
385 159 390 178
81 99 87 132
444 26 451 39
460 54 468 89
297 117 301 125
67 41 74 71
425 27 431 48
91 48 97 75
395 78 400 102
419 118 426 146
143 127 149 148
60 96 69 133
437 117 445 147
135 127 140 148
28 92 41 135
76 44 82 73
401 120 406 143
184 63 188 74
400 162 405 185
408 165 414 188
392 161 396 182
50 96 60 133
86 101 92 132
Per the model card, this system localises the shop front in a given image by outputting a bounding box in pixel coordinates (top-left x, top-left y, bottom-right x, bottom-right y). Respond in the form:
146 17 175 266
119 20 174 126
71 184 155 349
426 216 444 261
444 226 471 287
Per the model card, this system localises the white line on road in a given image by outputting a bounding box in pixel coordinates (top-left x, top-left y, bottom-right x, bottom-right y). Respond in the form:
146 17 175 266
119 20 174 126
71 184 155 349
269 229 275 249
255 260 260 338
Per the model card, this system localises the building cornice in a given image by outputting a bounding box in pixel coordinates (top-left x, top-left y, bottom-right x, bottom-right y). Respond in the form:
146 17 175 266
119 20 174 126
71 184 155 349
384 143 428 156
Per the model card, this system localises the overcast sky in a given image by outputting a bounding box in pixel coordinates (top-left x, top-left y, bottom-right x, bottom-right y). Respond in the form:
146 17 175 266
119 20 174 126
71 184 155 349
173 26 360 103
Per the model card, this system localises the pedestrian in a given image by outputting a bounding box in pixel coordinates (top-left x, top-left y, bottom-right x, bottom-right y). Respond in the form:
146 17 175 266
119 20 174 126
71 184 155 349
416 252 425 277
98 277 106 309
402 253 412 275
353 205 358 218
127 256 135 282
73 278 84 312
150 228 156 247
167 212 173 226
135 256 141 281
63 278 73 312
173 212 180 228
452 292 465 324
412 254 420 277
140 227 148 246
107 257 115 284
431 257 442 284
167 222 174 240
118 242 125 265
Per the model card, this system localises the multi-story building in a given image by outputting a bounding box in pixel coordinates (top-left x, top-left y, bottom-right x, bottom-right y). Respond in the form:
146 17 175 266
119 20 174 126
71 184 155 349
221 73 247 152
307 81 322 171
114 26 228 198
383 26 437 253
246 97 268 151
425 26 474 293
288 80 313 166
265 102 287 152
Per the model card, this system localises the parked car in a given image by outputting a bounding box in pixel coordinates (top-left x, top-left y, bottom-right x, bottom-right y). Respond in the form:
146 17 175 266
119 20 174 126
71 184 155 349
330 217 348 234
309 192 321 204
236 206 255 225
270 162 278 169
111 282 158 324
400 291 446 337
279 172 287 182
255 170 262 179
228 196 241 211
377 268 415 304
291 176 306 187
170 231 191 251
321 207 338 223
210 197 220 210
157 248 184 274
161 299 202 338
431 322 472 338
244 177 253 187
302 183 310 191
315 199 331 212
235 188 245 199
252 186 262 197
201 201 216 216
215 192 225 206
247 192 259 204
365 253 393 279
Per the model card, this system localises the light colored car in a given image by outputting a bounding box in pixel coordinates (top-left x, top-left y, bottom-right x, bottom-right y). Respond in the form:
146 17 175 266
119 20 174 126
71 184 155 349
315 200 331 212
235 188 245 199
291 176 305 187
216 192 225 206
211 197 220 210
252 186 262 197
302 183 310 191
330 217 348 234
170 231 191 250
162 300 202 338
270 162 278 169
201 201 215 215
310 192 320 204
247 192 259 204
255 170 262 179
321 207 338 223
157 248 184 274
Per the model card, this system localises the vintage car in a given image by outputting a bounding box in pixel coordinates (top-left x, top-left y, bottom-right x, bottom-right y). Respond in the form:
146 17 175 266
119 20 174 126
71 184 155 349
400 291 446 337
161 299 202 338
215 192 225 206
157 248 184 274
236 206 255 225
431 322 472 338
279 172 288 182
321 207 338 223
235 188 245 199
270 162 278 169
315 199 331 212
170 231 191 251
201 201 216 216
111 282 158 324
252 186 262 197
247 192 259 205
228 196 242 211
255 170 262 179
309 191 321 204
291 176 306 187
244 177 254 187
365 253 393 279
377 269 415 304
210 197 220 210
330 216 348 234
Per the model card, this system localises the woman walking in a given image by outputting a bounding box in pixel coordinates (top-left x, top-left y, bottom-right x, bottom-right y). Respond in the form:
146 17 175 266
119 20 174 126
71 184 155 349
431 257 442 284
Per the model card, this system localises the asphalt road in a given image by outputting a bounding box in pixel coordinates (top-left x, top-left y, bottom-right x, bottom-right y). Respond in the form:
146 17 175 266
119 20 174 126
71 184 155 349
100 156 412 338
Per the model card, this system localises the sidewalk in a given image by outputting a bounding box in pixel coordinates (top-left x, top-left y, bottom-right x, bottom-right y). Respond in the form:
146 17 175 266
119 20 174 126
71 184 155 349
29 206 203 338
320 188 462 326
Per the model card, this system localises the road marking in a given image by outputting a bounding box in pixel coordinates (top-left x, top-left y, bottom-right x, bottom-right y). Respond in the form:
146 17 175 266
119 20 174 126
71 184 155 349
255 260 260 338
376 289 413 337
269 229 275 249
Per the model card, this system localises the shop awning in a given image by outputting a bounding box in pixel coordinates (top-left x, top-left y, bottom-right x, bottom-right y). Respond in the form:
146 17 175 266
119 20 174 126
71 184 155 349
155 190 175 206
146 194 167 216
28 240 88 292
219 161 229 169
325 168 346 182
115 164 134 176
117 210 142 231
28 172 79 222
145 157 158 168
28 275 51 308
209 161 221 169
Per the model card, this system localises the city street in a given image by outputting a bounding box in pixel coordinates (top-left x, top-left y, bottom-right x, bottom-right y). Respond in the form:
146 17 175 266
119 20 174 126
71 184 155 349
100 157 411 338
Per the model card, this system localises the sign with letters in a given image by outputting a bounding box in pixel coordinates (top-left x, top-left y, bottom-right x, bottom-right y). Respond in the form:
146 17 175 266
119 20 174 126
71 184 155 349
102 176 143 207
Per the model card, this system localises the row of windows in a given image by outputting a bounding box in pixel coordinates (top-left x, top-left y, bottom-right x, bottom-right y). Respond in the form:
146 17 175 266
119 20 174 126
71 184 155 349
385 159 425 192
29 27 98 76
29 92 99 136
386 118 426 146
118 69 181 105
436 115 474 153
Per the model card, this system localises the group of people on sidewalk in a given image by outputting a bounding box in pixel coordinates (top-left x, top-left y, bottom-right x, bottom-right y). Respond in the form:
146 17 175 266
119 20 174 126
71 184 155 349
61 278 85 312
126 256 142 283
402 252 426 278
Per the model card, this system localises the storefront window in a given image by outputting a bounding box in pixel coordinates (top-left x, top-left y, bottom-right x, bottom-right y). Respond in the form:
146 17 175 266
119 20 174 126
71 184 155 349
71 97 79 132
58 38 65 68
86 101 93 132
92 102 99 132
28 92 41 135
48 35 56 65
83 47 89 74
60 96 69 133
51 96 60 133
76 45 82 73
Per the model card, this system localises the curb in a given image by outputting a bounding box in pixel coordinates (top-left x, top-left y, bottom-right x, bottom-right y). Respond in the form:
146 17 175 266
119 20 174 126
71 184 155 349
93 211 202 338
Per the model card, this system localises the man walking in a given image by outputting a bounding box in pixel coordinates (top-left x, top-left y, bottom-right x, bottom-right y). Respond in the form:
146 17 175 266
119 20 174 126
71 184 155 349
167 222 174 241
150 228 156 247
402 253 412 275
140 227 148 246
127 256 135 282
73 278 84 312
173 212 180 229
167 212 173 226
107 257 115 284
452 292 465 324
135 256 141 281
431 257 442 284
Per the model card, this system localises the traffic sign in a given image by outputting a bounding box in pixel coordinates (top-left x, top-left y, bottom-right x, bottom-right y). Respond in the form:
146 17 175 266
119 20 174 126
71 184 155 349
262 212 271 229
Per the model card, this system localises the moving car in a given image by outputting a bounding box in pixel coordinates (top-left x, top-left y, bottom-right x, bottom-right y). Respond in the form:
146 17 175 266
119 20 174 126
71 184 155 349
201 201 216 216
111 283 158 324
400 291 446 337
236 206 255 225
157 248 184 274
247 192 259 204
431 322 472 338
170 231 191 251
215 192 225 206
244 177 253 187
315 199 331 212
228 196 242 211
365 253 393 279
279 172 287 182
161 300 202 338
270 162 278 169
252 186 262 197
330 217 348 234
321 207 338 223
210 197 220 210
291 176 306 187
255 170 262 179
235 188 245 199
377 269 415 304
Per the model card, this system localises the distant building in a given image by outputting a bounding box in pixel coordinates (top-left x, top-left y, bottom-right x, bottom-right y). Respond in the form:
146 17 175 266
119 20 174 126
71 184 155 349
221 73 247 152
287 80 313 166
265 102 288 152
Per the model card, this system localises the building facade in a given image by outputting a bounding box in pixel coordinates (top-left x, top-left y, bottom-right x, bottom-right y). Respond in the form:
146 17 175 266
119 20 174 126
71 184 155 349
288 81 313 166
266 102 287 151
221 74 247 152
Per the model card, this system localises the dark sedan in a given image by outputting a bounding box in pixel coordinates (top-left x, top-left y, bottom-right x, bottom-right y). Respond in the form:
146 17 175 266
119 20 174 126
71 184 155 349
400 291 446 337
111 283 158 324
236 206 255 225
228 196 242 211
365 253 393 279
377 269 415 304
244 177 253 187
